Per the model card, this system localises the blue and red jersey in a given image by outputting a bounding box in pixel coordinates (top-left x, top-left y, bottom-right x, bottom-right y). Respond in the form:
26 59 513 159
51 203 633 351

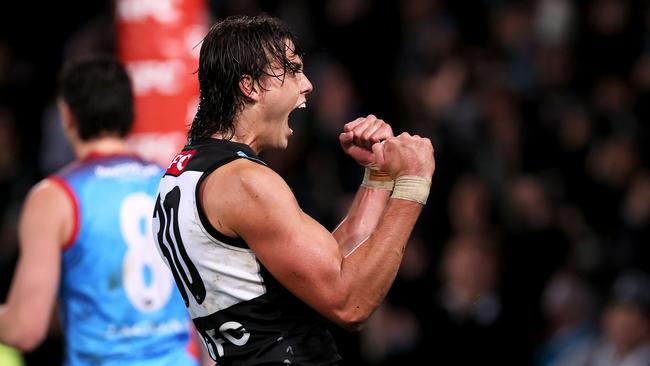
52 153 198 366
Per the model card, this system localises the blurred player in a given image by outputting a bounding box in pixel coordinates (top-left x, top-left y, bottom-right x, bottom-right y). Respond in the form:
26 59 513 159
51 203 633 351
153 15 435 364
0 56 199 366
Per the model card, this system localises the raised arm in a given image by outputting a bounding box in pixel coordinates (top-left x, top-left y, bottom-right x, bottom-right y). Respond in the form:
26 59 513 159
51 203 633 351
0 180 72 350
333 115 394 255
332 185 391 256
203 133 434 330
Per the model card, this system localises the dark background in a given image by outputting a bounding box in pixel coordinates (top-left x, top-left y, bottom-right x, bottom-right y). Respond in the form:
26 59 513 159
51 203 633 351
1 0 649 365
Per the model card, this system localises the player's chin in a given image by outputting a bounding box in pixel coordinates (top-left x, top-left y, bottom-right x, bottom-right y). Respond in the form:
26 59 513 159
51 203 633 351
281 135 291 148
281 126 292 147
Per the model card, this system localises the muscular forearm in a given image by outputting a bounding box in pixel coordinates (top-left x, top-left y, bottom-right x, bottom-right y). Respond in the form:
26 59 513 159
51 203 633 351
332 186 391 256
336 198 422 329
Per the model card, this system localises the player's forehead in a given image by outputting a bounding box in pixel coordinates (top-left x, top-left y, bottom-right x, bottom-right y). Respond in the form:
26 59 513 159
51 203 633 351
284 40 301 62
267 39 302 67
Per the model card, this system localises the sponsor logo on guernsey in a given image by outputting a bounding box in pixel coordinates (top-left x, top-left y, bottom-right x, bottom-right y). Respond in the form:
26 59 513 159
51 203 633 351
104 318 187 339
166 149 197 176
95 162 160 178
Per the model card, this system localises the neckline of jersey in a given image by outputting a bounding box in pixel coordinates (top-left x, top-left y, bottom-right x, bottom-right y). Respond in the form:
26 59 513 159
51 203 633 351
82 151 139 162
191 138 260 159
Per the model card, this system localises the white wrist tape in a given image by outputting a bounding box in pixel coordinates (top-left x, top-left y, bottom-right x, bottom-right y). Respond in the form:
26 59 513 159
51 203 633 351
361 168 395 191
391 175 431 204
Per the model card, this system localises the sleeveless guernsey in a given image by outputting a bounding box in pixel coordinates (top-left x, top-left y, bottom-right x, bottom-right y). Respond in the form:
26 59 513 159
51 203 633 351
153 139 342 365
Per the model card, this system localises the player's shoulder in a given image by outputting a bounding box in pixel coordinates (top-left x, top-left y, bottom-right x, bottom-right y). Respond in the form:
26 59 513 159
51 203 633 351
220 158 286 191
30 177 73 203
228 157 281 181
20 177 74 229
205 158 293 206
204 159 301 237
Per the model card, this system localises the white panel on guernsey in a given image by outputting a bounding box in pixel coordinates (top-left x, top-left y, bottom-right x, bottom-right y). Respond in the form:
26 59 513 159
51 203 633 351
153 172 266 319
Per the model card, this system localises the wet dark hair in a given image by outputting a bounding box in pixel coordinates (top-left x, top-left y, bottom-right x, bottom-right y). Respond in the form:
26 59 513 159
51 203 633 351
188 14 303 142
58 55 134 141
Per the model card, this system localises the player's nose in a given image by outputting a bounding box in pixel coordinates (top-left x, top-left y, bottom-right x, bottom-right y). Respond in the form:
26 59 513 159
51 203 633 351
301 73 313 95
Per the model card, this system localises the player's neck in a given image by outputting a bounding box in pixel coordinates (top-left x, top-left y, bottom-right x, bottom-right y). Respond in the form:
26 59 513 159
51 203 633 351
75 136 129 160
214 109 265 154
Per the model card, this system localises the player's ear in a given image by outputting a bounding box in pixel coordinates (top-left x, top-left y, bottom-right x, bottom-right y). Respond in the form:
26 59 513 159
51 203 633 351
239 75 260 102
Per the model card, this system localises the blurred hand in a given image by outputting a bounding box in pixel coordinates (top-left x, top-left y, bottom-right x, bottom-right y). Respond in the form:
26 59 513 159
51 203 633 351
371 132 435 179
339 114 393 167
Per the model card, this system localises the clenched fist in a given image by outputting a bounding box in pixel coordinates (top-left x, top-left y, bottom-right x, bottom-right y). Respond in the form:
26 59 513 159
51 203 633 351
339 114 393 167
371 133 435 180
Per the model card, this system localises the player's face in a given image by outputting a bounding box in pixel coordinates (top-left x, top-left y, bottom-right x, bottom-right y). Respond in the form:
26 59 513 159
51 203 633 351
257 41 313 149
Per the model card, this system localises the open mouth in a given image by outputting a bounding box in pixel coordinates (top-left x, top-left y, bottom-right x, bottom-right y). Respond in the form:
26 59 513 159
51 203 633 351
287 101 307 136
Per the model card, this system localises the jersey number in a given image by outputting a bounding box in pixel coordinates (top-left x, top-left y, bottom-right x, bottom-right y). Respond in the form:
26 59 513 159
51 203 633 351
154 187 206 306
120 193 174 312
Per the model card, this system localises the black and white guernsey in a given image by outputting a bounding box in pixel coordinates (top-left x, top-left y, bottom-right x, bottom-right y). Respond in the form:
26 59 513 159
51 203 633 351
152 138 342 365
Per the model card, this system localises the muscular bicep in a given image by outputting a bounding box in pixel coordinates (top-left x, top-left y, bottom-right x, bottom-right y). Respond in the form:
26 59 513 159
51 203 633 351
204 162 346 320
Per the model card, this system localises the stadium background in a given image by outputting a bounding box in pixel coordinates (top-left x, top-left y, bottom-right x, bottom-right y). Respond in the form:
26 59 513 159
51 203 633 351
1 0 649 365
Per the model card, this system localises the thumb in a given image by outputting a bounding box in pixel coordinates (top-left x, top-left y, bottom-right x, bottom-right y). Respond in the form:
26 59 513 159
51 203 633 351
371 141 386 169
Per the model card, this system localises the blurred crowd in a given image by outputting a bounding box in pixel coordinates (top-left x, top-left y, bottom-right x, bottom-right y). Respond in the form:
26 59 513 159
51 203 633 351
1 0 650 365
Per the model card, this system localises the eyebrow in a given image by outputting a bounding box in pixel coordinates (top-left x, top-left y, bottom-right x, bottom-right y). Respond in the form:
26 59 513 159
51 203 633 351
290 61 303 71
